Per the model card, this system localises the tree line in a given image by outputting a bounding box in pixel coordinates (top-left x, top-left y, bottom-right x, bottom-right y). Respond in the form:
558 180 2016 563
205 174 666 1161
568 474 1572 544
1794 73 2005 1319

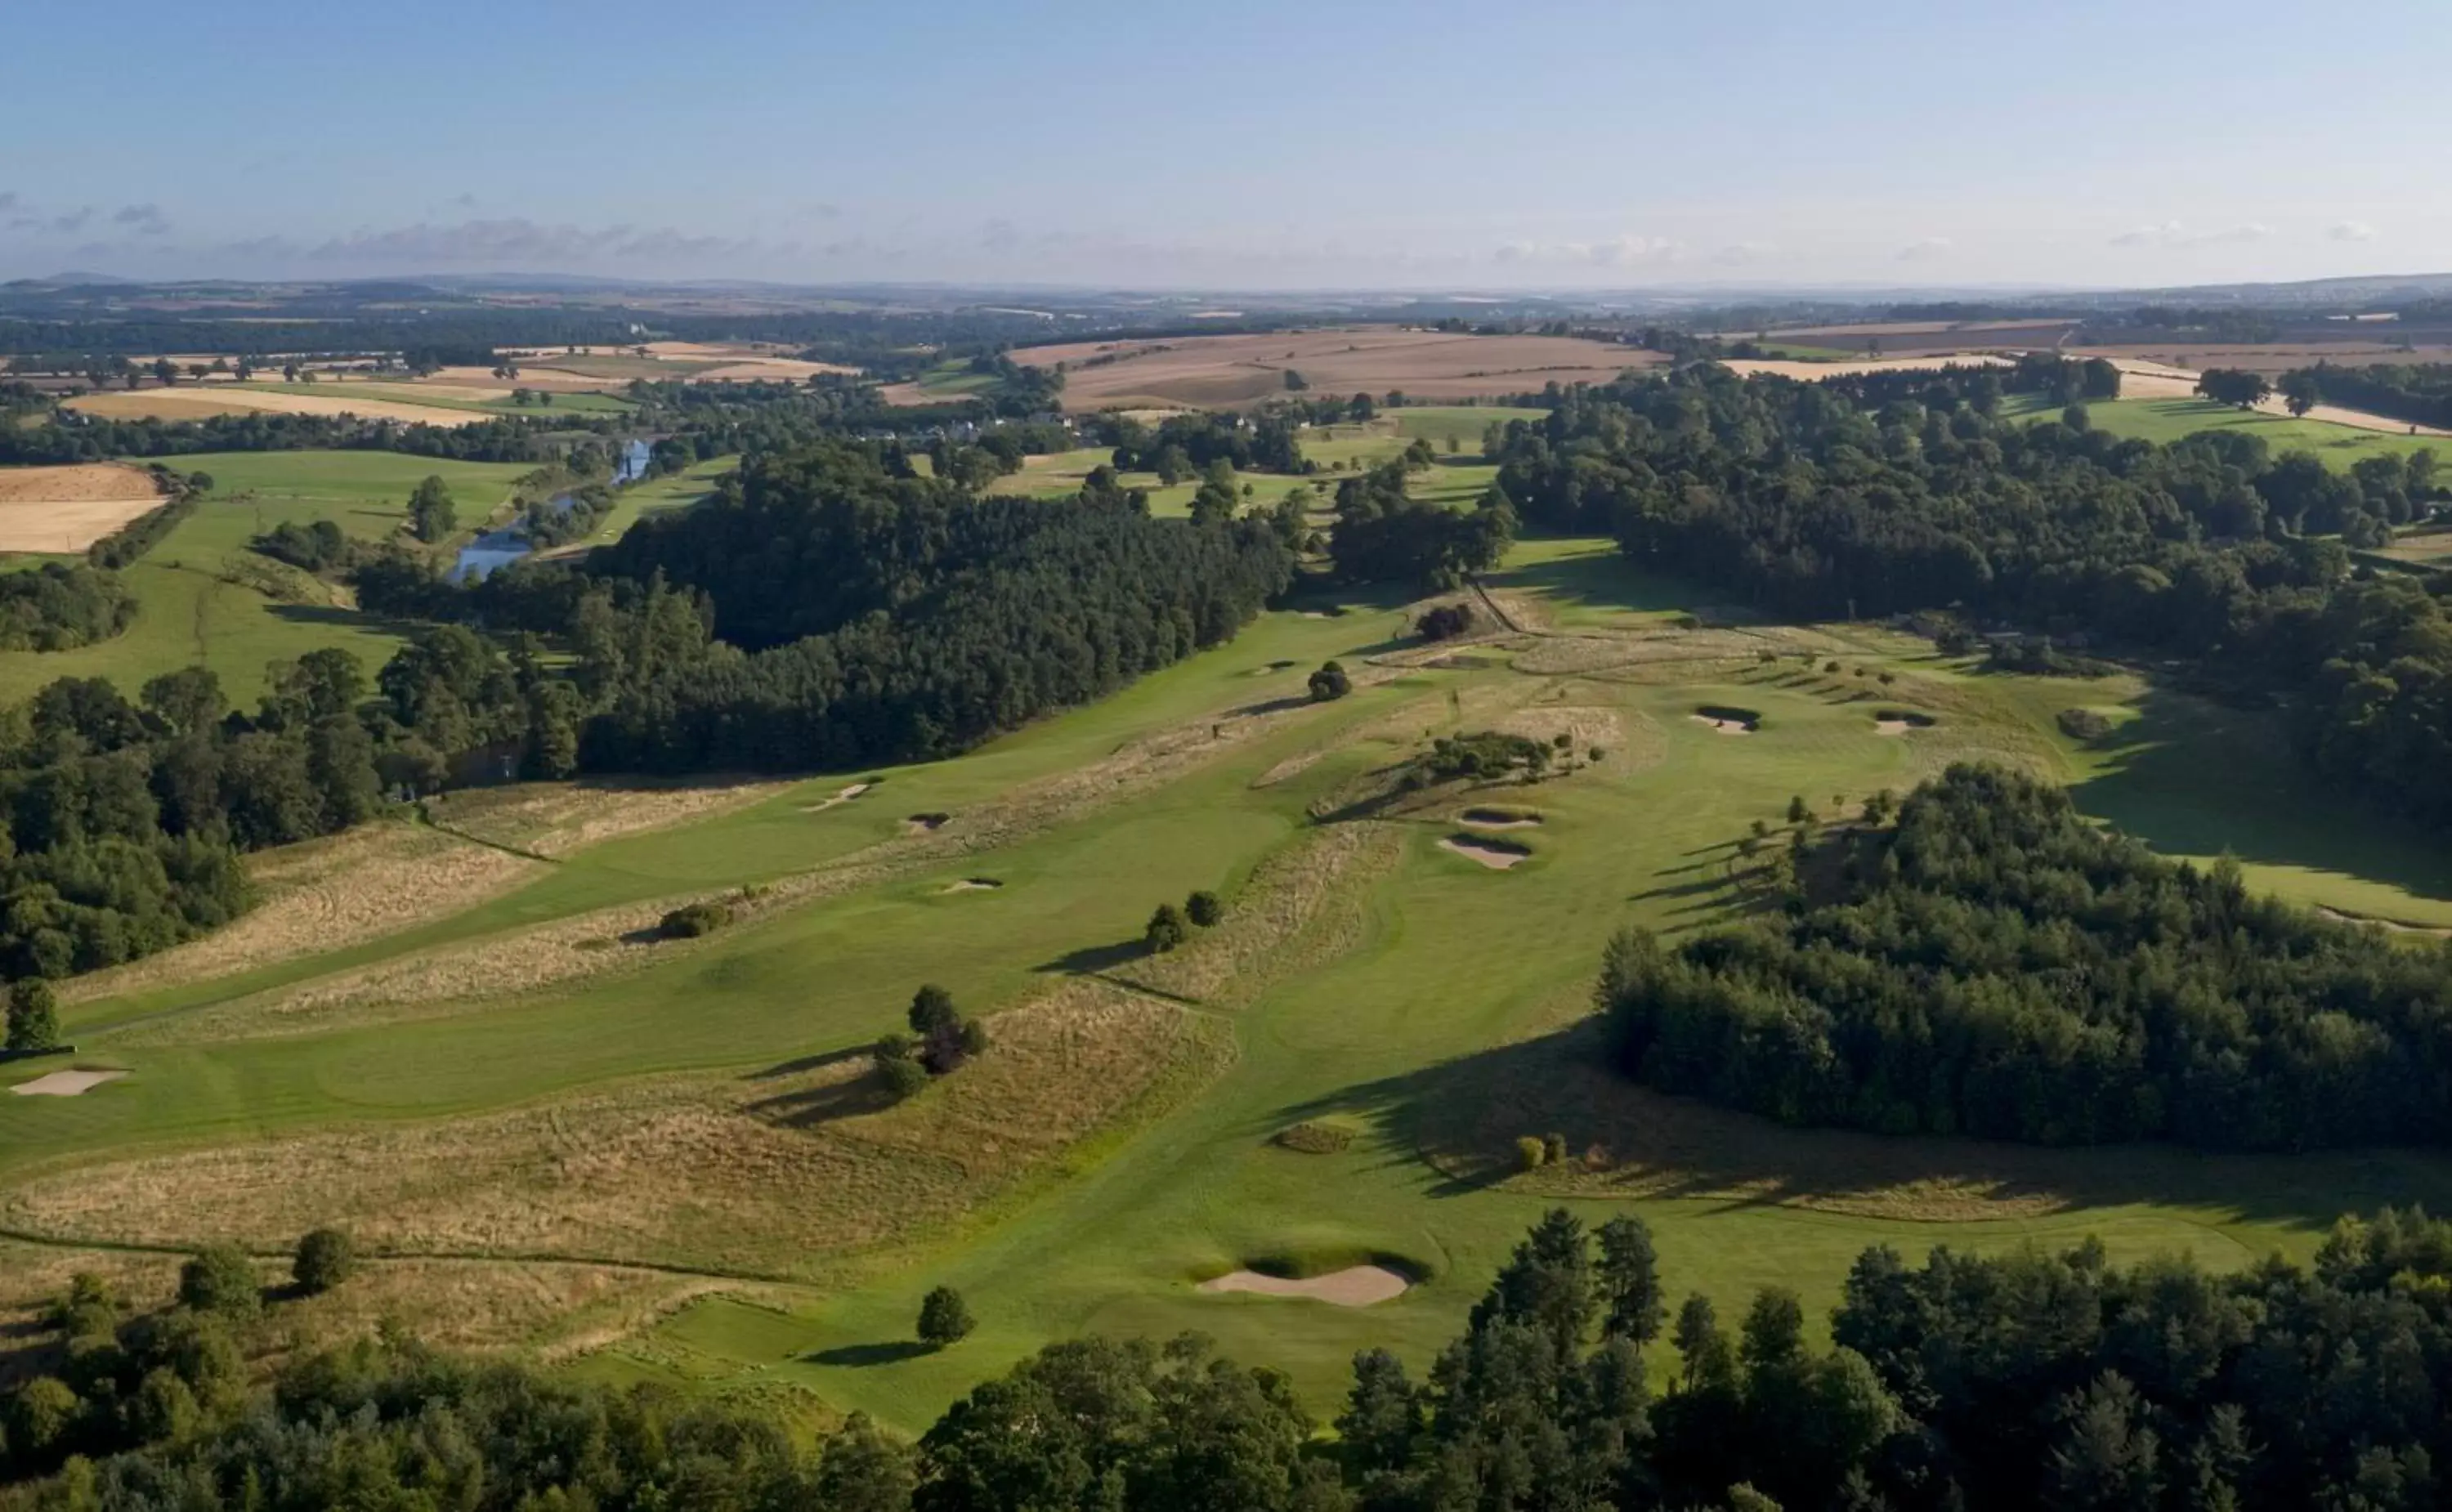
0 566 136 653
1601 763 2452 1151
16 1203 2452 1510
1483 361 2452 829
2277 362 2452 431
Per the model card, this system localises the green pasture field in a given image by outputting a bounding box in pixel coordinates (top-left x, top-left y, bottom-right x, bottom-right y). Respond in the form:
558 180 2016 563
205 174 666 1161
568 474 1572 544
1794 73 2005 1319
12 530 2452 1433
2004 393 2447 471
244 382 636 418
0 450 530 708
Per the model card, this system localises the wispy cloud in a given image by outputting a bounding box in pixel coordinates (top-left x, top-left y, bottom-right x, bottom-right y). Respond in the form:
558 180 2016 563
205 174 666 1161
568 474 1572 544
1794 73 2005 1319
293 217 759 266
2112 220 2272 249
2329 220 2378 243
113 204 172 236
1711 241 1774 266
1493 234 1680 267
1895 236 1952 262
0 192 18 215
47 207 94 235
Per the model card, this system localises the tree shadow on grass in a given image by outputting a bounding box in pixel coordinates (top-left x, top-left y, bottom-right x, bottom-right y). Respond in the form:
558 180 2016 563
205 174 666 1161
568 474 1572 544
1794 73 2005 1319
2067 681 2452 908
744 1067 902 1129
1035 939 1148 976
1268 1021 2452 1238
808 1340 933 1367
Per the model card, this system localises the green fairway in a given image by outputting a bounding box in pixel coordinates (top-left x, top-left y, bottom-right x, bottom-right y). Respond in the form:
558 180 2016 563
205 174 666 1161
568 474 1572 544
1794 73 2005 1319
0 450 530 708
13 529 2452 1434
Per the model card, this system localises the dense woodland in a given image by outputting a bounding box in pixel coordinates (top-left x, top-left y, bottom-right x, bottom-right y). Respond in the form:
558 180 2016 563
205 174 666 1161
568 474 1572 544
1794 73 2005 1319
1488 360 2452 828
13 1206 2452 1511
0 567 136 653
2284 362 2452 431
0 410 588 467
577 444 1293 770
1601 764 2452 1151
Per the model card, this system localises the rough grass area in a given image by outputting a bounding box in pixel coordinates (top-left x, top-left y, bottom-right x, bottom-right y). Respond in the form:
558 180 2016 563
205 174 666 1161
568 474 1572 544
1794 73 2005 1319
5 983 1229 1286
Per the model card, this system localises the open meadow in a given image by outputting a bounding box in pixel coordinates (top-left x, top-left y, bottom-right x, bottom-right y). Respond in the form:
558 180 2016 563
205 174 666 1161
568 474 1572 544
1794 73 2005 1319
11 509 2452 1431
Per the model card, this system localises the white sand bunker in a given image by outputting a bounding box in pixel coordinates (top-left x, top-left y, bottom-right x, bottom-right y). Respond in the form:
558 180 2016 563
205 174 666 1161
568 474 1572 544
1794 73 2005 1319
1689 713 1756 735
1459 807 1542 830
11 1068 127 1098
1439 835 1531 870
1199 1265 1412 1306
803 781 873 812
940 878 1004 893
1873 710 1937 736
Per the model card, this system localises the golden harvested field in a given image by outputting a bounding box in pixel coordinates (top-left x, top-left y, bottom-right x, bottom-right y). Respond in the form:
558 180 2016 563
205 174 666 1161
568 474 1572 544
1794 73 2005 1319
67 387 491 427
0 462 165 550
2071 342 2452 376
1014 328 1661 409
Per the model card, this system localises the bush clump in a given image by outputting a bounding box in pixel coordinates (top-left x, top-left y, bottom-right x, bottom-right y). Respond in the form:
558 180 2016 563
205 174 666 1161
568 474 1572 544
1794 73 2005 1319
1416 602 1479 642
658 901 734 939
177 1246 261 1317
1184 889 1224 928
292 1228 356 1295
1307 660 1352 701
1273 1121 1356 1155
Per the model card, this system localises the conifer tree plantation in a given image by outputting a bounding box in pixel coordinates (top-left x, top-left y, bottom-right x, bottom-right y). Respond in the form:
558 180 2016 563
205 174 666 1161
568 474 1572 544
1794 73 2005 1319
8 3 2452 1501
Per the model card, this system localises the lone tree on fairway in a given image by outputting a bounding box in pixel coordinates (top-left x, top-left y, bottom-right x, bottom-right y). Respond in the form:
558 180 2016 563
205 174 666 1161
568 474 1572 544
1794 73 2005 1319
1184 889 1224 928
293 1228 356 1295
178 1246 262 1317
917 1286 974 1348
6 980 61 1053
1309 660 1351 701
1145 902 1190 954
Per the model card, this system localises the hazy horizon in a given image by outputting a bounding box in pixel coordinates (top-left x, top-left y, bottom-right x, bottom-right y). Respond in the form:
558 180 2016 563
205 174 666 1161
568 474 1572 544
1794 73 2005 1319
7 0 2445 291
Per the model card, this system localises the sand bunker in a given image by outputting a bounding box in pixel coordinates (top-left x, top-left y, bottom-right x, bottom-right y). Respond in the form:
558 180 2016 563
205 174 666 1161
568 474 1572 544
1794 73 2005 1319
1439 835 1532 870
10 1068 127 1098
1198 1265 1412 1306
940 878 1003 893
1690 716 1755 735
803 781 873 812
1459 807 1543 830
0 463 167 551
1873 710 1937 736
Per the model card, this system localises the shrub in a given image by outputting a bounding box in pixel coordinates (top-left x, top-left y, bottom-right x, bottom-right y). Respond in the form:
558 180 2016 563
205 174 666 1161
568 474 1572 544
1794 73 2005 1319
2057 707 2114 740
1145 902 1190 954
1416 602 1478 641
658 901 733 938
957 1018 991 1058
6 979 62 1052
1273 1121 1356 1154
177 1246 261 1317
1515 1136 1548 1171
917 1286 974 1348
909 984 960 1038
292 1228 356 1295
1307 660 1351 701
877 1052 929 1099
1184 889 1224 928
1543 1132 1569 1165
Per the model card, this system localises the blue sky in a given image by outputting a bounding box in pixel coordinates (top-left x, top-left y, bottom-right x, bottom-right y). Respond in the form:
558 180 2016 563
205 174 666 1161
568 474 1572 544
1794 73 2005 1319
5 0 2445 289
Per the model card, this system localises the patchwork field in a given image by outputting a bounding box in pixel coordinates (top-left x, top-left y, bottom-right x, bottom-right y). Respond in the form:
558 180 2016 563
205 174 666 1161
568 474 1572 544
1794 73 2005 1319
10 517 2452 1433
0 450 531 707
1012 328 1661 409
0 462 165 550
